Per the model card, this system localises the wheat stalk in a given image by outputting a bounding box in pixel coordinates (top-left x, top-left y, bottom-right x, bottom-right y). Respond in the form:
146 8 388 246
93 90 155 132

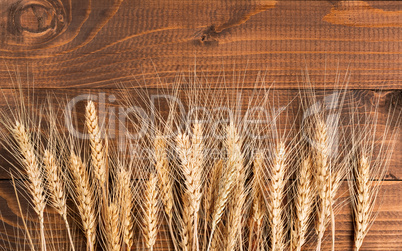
85 100 107 189
204 159 223 250
107 202 121 251
154 133 179 251
249 151 265 251
269 142 287 251
143 173 158 251
181 194 192 251
70 153 97 251
225 175 246 251
43 150 75 250
205 160 223 218
292 155 314 251
313 119 332 251
176 123 204 251
117 166 134 250
154 134 174 219
207 123 243 251
13 121 47 251
353 153 371 251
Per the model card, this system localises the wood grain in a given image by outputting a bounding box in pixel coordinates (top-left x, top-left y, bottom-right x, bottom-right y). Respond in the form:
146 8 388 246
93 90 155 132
0 0 400 89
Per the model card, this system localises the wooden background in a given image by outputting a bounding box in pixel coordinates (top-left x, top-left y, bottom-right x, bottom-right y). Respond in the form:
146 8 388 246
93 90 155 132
0 0 401 250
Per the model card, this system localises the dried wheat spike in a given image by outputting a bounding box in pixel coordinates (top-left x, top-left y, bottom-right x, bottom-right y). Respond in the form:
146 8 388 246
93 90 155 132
70 153 97 251
85 100 107 186
205 160 223 219
117 167 134 250
292 155 314 251
269 142 287 251
144 173 158 251
249 151 265 251
353 154 371 251
208 123 243 251
176 123 204 250
43 150 67 218
154 133 173 219
181 194 192 251
314 119 332 250
225 176 246 251
13 121 47 251
43 150 75 250
107 202 121 251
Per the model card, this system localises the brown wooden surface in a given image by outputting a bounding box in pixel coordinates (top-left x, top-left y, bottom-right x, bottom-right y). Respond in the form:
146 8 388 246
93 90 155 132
0 0 401 89
0 0 400 250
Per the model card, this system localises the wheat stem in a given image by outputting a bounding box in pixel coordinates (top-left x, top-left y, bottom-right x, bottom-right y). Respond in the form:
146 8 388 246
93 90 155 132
208 123 243 251
314 119 332 251
354 154 371 251
43 150 75 251
154 134 178 250
144 173 158 251
70 154 96 251
85 100 107 191
269 142 287 251
117 167 134 250
107 202 121 251
13 121 47 251
249 152 265 251
292 155 314 251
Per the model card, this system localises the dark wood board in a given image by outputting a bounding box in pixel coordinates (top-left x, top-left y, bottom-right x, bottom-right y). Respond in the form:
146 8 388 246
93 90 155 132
0 1 400 89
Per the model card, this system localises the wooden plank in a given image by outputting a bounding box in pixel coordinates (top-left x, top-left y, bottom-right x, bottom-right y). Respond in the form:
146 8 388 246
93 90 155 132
0 1 400 89
0 88 400 180
0 180 400 250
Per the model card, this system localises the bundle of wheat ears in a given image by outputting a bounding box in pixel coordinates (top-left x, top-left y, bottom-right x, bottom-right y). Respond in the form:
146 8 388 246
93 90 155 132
0 72 399 251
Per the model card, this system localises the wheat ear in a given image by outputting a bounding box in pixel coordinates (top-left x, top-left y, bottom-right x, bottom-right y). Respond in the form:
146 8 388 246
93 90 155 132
225 174 246 251
70 154 96 251
85 100 107 189
13 121 47 251
154 134 178 250
353 153 371 251
249 151 265 251
204 159 223 250
107 202 121 251
205 160 223 217
181 194 192 251
207 123 243 251
144 173 158 251
154 134 173 219
269 142 287 251
117 166 134 250
292 155 314 251
177 123 203 251
314 119 332 251
43 150 75 250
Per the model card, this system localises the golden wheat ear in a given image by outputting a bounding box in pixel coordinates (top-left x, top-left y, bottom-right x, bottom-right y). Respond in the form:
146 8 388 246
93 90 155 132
85 100 108 192
248 151 266 251
41 100 78 250
299 82 349 251
176 123 204 251
207 123 244 251
348 94 401 251
292 153 315 251
116 161 135 250
12 121 47 251
69 153 97 251
143 172 159 251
